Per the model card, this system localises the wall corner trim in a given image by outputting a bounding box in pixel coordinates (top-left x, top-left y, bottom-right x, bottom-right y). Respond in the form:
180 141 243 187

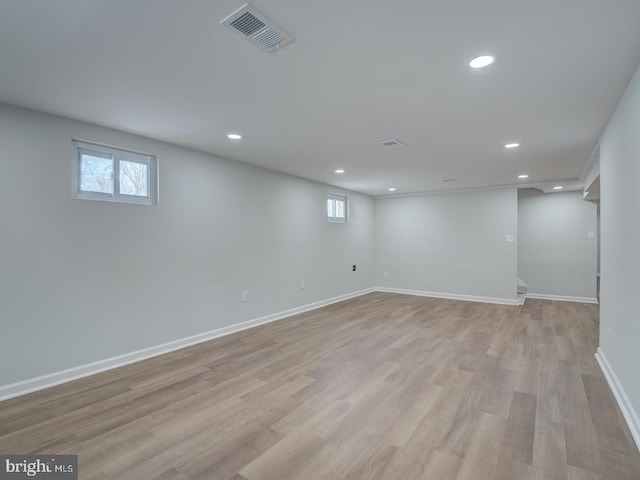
374 287 519 306
0 288 374 402
595 348 640 452
525 293 599 304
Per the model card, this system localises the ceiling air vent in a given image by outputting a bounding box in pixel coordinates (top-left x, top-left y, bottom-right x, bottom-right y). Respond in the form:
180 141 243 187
379 139 406 149
220 4 294 53
442 178 458 184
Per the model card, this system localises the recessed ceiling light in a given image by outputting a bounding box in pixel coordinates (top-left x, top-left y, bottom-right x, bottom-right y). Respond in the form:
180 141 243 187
553 186 564 190
505 143 520 149
518 174 529 179
227 133 243 140
334 169 345 174
388 187 397 192
469 55 495 69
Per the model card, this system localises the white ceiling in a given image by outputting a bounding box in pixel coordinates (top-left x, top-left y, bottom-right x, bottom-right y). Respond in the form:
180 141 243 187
1 0 639 197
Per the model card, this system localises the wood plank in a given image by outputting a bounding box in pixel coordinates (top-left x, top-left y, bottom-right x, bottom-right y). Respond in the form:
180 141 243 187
503 391 538 465
455 412 507 480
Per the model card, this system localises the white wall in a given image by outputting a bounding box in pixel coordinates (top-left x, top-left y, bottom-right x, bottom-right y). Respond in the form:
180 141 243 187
597 205 601 276
599 64 640 436
0 104 374 388
374 189 518 302
518 189 597 300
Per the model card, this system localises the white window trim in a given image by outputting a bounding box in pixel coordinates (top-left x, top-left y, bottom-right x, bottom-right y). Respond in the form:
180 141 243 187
72 140 158 205
327 193 347 223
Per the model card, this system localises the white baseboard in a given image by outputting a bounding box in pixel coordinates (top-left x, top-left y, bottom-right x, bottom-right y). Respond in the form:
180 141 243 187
595 348 640 452
526 293 599 304
0 288 374 402
374 287 519 306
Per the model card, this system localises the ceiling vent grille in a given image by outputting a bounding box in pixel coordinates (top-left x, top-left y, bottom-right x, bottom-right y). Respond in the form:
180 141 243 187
379 139 406 149
220 4 293 53
442 178 458 184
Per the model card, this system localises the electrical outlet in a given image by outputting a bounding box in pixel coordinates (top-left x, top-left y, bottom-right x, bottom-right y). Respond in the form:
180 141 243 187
300 280 305 289
383 271 388 278
241 291 248 302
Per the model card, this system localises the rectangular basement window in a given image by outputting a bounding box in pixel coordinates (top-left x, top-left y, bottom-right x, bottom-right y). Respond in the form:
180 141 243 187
327 193 347 223
73 140 157 205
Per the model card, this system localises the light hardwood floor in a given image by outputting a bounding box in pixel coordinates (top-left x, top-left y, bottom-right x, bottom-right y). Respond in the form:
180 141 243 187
1 293 639 479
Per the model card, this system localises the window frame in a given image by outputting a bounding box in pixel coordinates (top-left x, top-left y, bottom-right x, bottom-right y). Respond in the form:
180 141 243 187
72 140 158 205
327 193 347 223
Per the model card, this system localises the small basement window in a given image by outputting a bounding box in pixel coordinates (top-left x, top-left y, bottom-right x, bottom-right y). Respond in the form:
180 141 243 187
73 140 157 205
327 193 347 223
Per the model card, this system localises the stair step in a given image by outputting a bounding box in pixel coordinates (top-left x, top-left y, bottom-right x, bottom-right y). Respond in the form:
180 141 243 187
517 278 528 295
